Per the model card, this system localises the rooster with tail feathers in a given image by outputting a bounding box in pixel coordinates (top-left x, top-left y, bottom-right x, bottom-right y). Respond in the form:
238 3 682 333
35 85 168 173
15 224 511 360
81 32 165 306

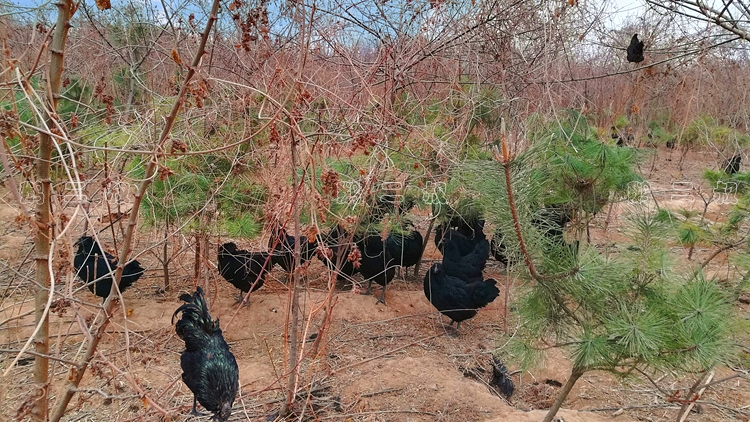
173 287 239 420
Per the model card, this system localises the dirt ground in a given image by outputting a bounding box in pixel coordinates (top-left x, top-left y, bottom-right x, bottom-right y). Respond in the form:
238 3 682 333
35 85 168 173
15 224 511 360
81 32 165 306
1 146 749 421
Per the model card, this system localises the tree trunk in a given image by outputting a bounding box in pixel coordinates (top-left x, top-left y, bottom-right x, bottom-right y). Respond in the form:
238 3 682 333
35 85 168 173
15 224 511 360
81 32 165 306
193 232 202 281
33 0 74 419
542 367 585 422
281 129 302 416
414 217 435 277
163 225 170 291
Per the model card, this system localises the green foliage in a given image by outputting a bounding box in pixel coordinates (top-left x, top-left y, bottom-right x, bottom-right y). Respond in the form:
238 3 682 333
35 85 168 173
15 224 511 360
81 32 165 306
682 115 750 148
614 115 630 129
530 110 643 214
647 119 676 147
135 155 266 238
510 209 736 376
313 153 425 233
654 208 708 253
704 169 749 194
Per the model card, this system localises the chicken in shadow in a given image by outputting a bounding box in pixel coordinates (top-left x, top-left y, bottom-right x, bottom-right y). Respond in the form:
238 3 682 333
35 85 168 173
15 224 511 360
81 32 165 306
73 235 144 302
723 154 741 175
172 286 239 421
268 224 316 274
217 242 272 303
441 234 490 284
357 234 396 304
423 263 499 332
385 226 424 278
316 225 360 286
434 218 485 253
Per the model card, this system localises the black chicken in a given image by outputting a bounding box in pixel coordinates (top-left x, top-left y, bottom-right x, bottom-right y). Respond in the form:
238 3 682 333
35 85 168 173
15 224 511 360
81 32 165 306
423 263 499 330
627 34 644 63
218 242 272 302
268 225 316 273
173 287 239 421
723 154 741 175
73 235 145 301
316 225 360 283
441 235 490 284
385 228 424 277
491 358 515 399
434 218 485 252
357 235 396 304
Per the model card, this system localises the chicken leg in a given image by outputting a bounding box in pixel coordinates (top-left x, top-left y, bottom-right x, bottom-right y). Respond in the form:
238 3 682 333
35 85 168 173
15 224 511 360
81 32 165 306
191 395 205 416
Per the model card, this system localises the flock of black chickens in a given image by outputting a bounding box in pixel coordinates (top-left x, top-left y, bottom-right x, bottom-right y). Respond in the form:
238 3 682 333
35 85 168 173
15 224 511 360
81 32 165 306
72 214 531 419
69 203 581 419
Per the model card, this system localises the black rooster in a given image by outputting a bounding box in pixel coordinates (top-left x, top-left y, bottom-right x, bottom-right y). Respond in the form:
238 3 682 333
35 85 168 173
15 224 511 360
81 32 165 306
173 287 239 421
627 34 644 63
218 242 272 302
358 235 396 304
268 225 316 273
73 235 144 302
385 228 424 277
423 263 499 330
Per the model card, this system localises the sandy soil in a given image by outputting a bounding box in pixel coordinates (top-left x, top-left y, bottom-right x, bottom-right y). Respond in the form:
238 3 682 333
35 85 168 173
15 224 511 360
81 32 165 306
1 146 748 421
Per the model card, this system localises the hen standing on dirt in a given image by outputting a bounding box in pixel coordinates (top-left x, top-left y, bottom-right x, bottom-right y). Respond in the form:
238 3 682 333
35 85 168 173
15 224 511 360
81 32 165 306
173 286 239 421
269 224 316 273
357 234 396 304
73 235 145 302
218 242 272 302
385 227 424 277
423 263 499 330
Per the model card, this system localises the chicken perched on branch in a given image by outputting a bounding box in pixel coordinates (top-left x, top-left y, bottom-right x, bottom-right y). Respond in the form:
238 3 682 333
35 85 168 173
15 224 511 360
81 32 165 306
218 242 272 303
73 235 144 302
627 34 644 63
173 286 239 421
